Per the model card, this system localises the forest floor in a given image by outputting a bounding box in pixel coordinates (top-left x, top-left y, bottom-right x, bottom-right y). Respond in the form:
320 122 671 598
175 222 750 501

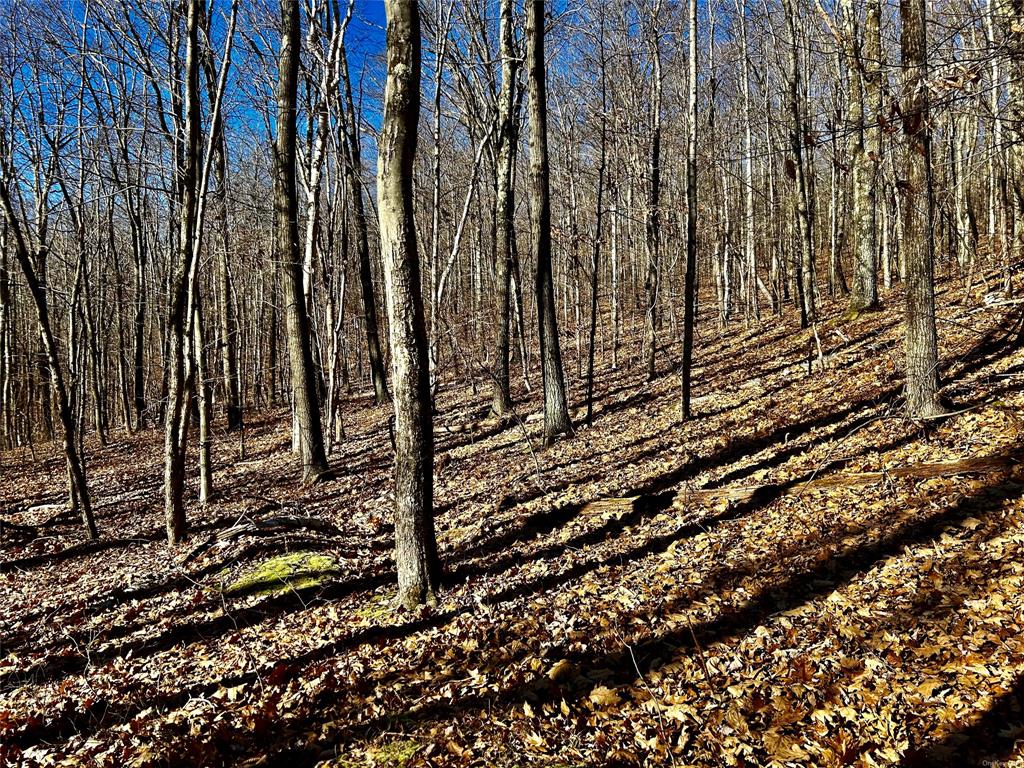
2 269 1024 768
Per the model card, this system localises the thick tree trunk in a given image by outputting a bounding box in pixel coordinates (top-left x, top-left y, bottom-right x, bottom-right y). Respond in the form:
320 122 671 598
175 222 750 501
527 0 572 445
900 0 946 418
277 0 329 483
378 0 440 609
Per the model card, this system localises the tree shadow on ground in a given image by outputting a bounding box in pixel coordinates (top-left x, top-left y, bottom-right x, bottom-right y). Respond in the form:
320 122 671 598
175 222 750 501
6 295 1022 759
907 673 1024 766
262 465 1024 765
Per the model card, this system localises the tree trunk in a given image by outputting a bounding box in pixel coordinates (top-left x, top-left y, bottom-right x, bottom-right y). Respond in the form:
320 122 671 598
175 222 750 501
0 201 97 538
213 140 242 431
900 0 946 418
339 4 390 405
844 0 879 314
643 2 663 380
737 0 758 322
277 0 329 483
490 0 518 417
200 6 243 433
164 0 202 544
378 0 440 610
1000 0 1024 295
586 8 608 426
527 0 572 445
682 0 698 419
193 294 213 504
783 0 817 327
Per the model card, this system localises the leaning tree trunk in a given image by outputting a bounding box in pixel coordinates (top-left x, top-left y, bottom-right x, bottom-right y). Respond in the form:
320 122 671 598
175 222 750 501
0 190 97 539
900 0 946 418
377 0 440 609
277 0 329 483
526 0 572 445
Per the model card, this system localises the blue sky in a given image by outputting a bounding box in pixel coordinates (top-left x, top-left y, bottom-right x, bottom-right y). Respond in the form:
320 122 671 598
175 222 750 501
347 0 387 62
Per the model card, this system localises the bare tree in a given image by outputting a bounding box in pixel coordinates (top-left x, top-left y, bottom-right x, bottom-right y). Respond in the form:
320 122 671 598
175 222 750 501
643 0 664 380
378 0 440 609
681 0 698 420
165 0 238 541
338 0 390 406
277 0 329 483
0 4 98 538
900 0 946 418
527 0 571 445
490 0 518 418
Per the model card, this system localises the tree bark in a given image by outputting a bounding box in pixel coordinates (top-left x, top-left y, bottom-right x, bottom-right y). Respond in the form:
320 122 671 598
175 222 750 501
490 0 518 417
277 0 329 483
338 1 390 405
378 0 440 609
527 0 572 445
900 0 946 418
164 0 202 544
783 0 817 327
682 0 698 419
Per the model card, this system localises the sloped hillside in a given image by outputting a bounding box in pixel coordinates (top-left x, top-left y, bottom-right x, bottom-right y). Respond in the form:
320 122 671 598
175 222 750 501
2 271 1023 767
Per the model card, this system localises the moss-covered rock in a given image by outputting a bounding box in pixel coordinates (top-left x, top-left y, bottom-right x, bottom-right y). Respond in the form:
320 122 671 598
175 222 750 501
368 740 420 766
321 740 421 767
223 551 338 597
